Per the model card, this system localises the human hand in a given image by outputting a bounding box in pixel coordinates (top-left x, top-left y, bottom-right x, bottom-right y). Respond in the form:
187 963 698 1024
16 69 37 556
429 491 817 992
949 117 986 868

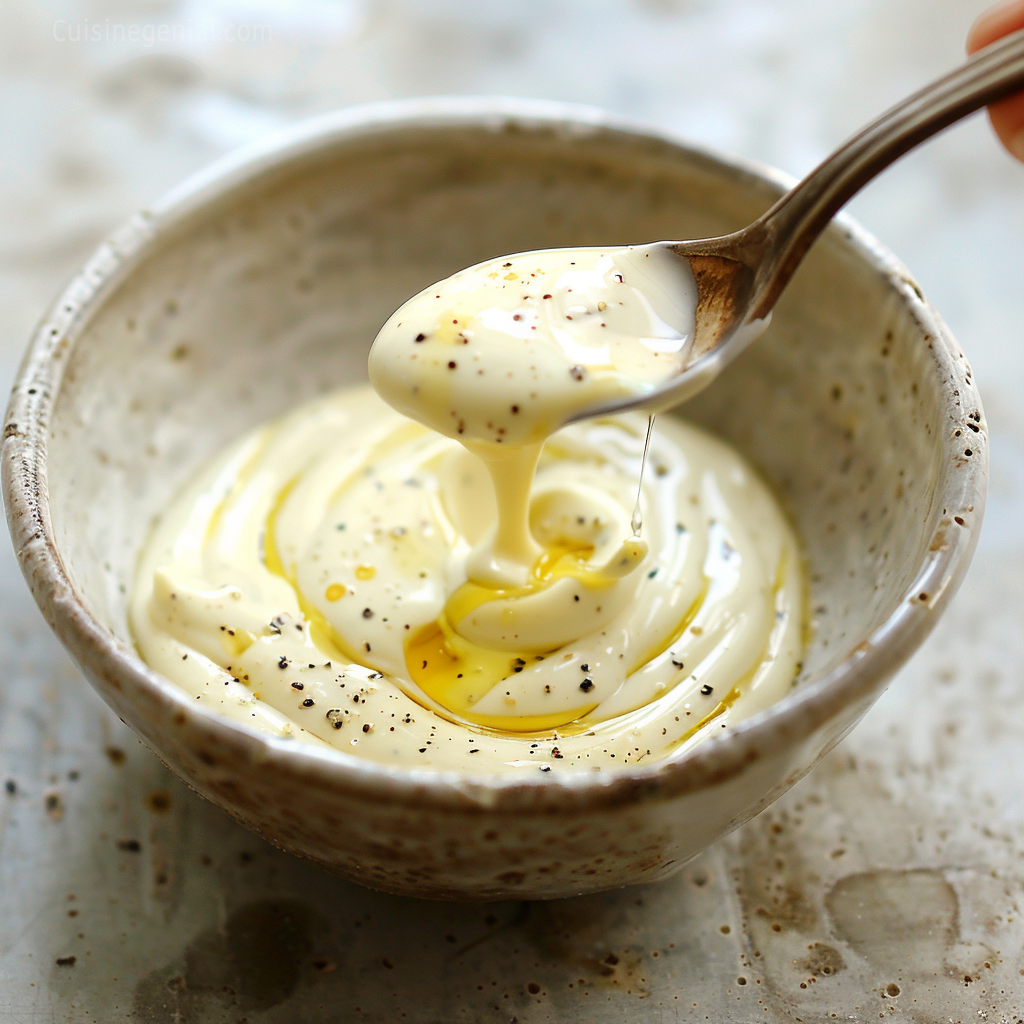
968 0 1024 161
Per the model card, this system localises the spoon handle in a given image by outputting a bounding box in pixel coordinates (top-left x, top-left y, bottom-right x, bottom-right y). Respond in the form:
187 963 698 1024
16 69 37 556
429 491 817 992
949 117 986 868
750 26 1024 317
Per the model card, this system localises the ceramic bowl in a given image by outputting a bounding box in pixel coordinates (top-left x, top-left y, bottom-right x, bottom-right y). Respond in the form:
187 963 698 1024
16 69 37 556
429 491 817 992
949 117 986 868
3 98 986 900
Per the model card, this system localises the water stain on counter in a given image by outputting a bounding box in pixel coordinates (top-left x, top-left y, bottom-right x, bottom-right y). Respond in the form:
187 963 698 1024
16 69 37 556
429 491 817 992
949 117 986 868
133 899 325 1021
825 868 958 975
512 896 651 997
729 754 1020 1018
130 886 667 1021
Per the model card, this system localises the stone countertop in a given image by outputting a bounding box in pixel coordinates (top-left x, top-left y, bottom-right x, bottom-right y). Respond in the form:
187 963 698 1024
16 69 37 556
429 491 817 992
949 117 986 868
1 1 1022 1020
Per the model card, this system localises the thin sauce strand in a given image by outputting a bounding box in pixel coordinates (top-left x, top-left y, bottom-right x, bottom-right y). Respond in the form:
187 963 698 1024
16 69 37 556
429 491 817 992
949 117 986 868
631 415 655 537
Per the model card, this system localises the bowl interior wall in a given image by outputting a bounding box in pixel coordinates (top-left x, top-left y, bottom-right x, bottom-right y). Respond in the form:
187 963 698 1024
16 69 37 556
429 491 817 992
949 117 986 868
47 123 948 688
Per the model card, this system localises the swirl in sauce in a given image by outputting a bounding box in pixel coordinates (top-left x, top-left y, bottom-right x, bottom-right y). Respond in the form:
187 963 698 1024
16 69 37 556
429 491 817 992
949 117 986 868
131 245 804 772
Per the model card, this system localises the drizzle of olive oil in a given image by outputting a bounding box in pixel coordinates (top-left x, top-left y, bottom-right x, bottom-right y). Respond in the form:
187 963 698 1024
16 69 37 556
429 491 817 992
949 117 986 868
405 617 596 732
405 540 618 730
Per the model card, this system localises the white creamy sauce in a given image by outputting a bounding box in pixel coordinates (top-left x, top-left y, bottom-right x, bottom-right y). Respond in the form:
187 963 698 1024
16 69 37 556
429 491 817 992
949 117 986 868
369 245 698 449
131 244 805 773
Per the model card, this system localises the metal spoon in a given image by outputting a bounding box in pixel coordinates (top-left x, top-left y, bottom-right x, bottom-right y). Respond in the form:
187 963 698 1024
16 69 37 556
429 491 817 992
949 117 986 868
571 26 1024 421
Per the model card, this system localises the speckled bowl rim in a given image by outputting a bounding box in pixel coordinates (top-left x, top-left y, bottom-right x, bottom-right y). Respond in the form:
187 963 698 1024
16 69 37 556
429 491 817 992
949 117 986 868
3 96 986 814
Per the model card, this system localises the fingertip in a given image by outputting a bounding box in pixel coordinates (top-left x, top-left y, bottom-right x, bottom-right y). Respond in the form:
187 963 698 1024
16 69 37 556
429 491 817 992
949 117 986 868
989 92 1024 160
967 0 1024 54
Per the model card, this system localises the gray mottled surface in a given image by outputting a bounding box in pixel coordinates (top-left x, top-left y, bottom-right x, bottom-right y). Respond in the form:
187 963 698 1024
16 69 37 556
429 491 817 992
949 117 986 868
1 0 1023 1021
